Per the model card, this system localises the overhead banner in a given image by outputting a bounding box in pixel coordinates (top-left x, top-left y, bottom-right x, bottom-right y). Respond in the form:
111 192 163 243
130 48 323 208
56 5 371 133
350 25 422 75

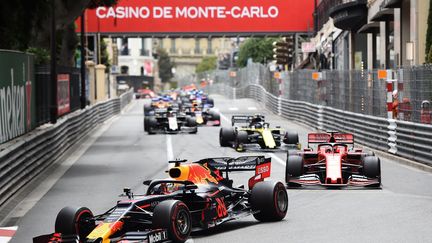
77 0 314 35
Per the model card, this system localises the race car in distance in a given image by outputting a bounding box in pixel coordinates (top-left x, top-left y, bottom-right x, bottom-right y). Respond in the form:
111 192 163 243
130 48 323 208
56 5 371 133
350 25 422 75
144 107 197 134
219 114 299 151
144 96 178 116
135 88 156 99
33 156 288 243
285 132 381 188
183 100 221 126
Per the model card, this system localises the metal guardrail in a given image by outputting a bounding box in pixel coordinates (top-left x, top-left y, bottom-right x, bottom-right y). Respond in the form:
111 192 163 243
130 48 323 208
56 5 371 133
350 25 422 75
0 89 133 207
395 121 432 165
215 83 432 167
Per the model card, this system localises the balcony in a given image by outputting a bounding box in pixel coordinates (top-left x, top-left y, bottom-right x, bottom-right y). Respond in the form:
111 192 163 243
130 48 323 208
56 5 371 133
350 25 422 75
329 0 367 32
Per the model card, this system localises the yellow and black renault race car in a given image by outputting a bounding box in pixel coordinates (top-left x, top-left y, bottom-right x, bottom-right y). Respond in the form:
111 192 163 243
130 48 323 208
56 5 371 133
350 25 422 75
33 156 288 243
219 115 300 151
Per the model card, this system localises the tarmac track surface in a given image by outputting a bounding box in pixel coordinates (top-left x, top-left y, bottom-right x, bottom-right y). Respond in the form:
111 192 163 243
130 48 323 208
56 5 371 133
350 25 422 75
6 95 432 243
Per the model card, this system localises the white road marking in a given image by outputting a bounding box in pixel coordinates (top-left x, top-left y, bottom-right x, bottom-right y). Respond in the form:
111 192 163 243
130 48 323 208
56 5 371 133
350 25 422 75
267 153 286 166
166 135 174 161
247 107 257 110
0 226 17 243
228 107 239 111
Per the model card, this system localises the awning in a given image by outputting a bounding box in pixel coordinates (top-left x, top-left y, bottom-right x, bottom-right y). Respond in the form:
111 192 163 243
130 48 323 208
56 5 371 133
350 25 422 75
370 8 394 22
384 0 402 8
357 22 380 34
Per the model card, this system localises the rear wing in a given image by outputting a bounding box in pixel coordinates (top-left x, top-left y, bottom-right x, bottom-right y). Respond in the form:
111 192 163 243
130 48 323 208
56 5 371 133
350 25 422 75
199 156 269 172
231 115 265 126
308 132 354 146
198 156 271 189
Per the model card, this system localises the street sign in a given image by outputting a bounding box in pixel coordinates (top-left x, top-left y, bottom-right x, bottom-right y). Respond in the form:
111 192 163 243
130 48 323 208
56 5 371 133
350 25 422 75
76 0 314 35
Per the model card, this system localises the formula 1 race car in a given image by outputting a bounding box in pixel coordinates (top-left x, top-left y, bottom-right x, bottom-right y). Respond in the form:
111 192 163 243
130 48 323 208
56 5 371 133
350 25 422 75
144 96 179 116
144 107 197 134
219 115 299 151
183 103 221 126
33 156 288 243
285 132 381 188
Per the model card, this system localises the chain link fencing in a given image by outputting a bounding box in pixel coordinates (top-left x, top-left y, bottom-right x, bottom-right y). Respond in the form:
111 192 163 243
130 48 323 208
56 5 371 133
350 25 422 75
180 63 432 124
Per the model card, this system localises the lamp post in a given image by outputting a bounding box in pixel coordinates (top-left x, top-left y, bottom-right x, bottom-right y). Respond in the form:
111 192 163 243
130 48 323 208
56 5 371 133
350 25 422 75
50 0 57 124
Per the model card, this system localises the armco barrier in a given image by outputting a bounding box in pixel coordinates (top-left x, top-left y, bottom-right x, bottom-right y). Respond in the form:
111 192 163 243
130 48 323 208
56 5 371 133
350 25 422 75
0 89 133 207
395 121 432 165
214 83 432 167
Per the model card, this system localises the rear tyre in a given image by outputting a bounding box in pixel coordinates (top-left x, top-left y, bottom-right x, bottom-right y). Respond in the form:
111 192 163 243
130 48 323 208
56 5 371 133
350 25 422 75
283 131 299 145
153 200 191 243
144 117 149 132
144 104 152 115
363 156 381 178
147 117 158 134
55 207 95 240
235 131 249 151
250 181 288 222
219 128 235 147
207 98 214 107
285 155 304 183
209 111 221 126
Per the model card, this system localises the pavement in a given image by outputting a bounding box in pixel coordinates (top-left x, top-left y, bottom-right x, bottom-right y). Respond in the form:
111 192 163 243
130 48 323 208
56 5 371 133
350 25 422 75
4 95 432 243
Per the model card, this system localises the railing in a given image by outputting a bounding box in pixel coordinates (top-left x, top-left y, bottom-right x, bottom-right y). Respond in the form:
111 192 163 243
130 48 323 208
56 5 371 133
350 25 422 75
0 89 133 208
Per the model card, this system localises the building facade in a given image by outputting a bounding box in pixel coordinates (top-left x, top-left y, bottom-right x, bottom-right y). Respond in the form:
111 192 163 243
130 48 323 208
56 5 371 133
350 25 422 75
309 0 429 70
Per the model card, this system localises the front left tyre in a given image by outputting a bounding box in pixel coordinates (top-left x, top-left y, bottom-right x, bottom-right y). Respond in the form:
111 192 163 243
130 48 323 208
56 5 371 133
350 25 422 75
55 207 95 240
153 200 191 243
250 181 288 222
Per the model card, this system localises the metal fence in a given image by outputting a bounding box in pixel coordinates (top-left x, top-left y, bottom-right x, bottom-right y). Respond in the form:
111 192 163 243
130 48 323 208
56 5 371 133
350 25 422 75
183 63 432 124
35 65 82 126
0 89 133 208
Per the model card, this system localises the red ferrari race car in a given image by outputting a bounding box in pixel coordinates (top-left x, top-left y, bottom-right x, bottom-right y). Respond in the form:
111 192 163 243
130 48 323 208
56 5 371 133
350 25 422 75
135 88 156 99
34 156 288 243
285 132 381 188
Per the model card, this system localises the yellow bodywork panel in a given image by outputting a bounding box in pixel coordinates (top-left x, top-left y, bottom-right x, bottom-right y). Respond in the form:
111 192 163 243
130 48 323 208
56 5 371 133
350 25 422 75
239 128 279 148
261 129 276 148
87 222 123 243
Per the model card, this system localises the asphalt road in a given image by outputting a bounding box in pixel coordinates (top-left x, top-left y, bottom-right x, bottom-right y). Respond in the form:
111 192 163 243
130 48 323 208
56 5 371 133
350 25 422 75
6 95 432 243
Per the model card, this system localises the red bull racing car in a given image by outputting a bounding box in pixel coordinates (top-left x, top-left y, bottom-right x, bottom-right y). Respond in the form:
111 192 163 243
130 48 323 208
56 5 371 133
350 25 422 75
285 132 381 188
34 156 288 243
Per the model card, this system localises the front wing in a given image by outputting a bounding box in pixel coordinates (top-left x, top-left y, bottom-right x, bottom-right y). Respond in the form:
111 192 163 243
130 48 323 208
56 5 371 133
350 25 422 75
33 229 169 243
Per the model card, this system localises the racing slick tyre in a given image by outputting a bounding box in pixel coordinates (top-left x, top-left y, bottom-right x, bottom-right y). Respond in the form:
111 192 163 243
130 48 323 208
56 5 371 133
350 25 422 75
219 128 235 147
144 117 149 132
283 131 299 145
153 200 191 243
235 131 249 151
363 156 381 178
144 104 152 116
285 155 304 183
209 110 221 126
207 98 214 107
147 117 158 134
250 181 288 222
186 117 197 127
55 207 95 240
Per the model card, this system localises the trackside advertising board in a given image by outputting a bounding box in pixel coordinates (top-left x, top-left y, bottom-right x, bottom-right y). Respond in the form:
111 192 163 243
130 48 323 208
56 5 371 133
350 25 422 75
0 50 36 144
77 0 315 35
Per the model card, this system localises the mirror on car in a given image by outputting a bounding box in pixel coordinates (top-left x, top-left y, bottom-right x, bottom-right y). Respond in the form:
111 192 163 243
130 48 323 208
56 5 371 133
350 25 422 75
143 180 152 185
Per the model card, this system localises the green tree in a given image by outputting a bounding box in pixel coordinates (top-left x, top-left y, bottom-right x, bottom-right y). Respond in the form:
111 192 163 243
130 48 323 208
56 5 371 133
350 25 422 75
237 38 278 67
157 48 174 83
0 0 118 66
196 56 217 73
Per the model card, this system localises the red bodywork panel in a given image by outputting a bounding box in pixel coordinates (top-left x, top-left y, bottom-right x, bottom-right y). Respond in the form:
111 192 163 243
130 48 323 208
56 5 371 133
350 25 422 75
308 133 354 144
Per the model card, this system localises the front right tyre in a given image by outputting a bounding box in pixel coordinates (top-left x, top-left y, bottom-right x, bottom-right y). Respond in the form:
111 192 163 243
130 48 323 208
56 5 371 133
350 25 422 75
153 200 191 243
250 181 288 222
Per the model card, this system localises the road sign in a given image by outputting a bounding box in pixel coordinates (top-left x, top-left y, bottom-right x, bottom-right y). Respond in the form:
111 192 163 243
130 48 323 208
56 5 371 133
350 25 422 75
76 0 314 35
